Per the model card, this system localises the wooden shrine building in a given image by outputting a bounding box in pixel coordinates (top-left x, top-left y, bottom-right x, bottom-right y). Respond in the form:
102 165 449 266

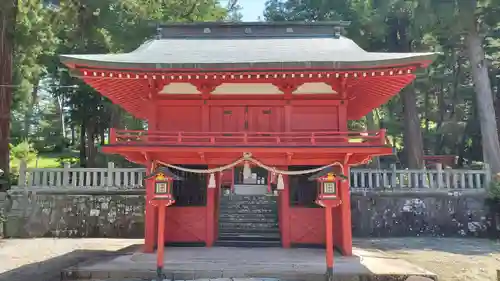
60 22 436 262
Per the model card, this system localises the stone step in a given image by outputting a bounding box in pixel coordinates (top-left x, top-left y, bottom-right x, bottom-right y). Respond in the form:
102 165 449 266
218 216 278 223
219 214 278 219
218 232 281 241
219 205 278 214
219 221 279 230
219 208 277 215
219 199 277 206
219 227 280 234
221 192 275 198
220 202 277 208
214 239 281 248
220 194 277 202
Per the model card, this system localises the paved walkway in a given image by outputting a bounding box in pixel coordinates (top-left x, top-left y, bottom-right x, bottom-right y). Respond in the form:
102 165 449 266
1 238 497 281
63 246 435 281
0 238 140 281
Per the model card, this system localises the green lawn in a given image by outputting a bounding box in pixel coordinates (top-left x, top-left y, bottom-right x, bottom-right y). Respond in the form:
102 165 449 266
11 156 60 170
11 152 79 170
28 156 61 168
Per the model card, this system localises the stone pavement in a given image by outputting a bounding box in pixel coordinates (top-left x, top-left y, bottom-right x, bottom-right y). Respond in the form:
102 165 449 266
0 238 140 281
63 247 436 281
0 238 438 281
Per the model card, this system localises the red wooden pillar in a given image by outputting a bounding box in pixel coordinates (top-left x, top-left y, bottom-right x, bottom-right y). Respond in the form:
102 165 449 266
144 93 158 253
325 205 334 278
205 168 218 247
156 204 166 274
339 168 353 256
144 162 156 253
278 167 291 248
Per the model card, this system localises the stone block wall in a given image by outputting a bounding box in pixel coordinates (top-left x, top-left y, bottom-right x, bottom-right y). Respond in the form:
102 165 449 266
351 191 499 238
1 191 145 238
0 189 498 239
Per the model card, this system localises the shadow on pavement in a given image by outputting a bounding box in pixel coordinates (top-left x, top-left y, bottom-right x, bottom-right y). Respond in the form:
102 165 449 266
0 244 139 281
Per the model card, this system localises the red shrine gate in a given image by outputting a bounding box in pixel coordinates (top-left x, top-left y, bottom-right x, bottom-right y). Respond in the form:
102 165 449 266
60 21 436 272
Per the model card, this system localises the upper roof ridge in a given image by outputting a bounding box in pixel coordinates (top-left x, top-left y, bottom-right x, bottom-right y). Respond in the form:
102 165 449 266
153 21 350 39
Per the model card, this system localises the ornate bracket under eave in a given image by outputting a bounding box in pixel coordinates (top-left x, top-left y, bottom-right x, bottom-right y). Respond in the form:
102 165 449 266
194 81 222 99
147 78 168 99
273 81 301 99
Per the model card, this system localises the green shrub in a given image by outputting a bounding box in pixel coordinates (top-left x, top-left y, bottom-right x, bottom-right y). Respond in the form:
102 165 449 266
7 141 38 186
488 177 500 201
9 141 38 163
57 155 79 166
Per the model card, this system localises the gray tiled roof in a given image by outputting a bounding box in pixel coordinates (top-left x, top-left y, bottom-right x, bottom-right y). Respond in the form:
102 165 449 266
60 36 437 70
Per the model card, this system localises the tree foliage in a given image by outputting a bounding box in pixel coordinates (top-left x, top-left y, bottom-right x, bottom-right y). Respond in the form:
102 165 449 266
263 0 500 170
3 0 500 184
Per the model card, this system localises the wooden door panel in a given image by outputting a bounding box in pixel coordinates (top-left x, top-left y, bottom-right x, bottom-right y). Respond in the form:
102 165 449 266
223 107 246 132
158 106 202 131
165 207 206 242
247 107 282 132
210 106 246 132
290 106 339 131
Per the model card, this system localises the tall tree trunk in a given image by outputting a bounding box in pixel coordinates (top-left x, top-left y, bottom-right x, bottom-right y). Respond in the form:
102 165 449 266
465 19 500 173
85 122 96 168
366 110 381 168
0 1 17 182
401 84 425 169
70 123 76 145
456 117 474 167
55 95 65 140
423 87 431 151
79 119 87 167
23 82 39 139
110 104 124 129
388 15 425 169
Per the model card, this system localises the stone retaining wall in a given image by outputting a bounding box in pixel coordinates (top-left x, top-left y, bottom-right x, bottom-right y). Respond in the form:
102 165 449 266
351 191 498 238
2 191 145 238
1 190 498 238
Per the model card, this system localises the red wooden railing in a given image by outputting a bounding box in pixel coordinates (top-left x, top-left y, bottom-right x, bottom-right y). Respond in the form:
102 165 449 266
109 129 388 147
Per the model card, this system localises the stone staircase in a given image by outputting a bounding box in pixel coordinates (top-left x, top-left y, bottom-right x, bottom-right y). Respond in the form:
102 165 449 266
216 191 281 247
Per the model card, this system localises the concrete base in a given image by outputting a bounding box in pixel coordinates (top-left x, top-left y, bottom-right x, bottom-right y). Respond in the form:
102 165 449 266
61 246 436 281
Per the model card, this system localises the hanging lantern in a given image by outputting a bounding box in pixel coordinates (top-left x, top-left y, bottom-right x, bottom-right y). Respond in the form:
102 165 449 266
318 173 338 199
308 166 343 207
145 166 183 201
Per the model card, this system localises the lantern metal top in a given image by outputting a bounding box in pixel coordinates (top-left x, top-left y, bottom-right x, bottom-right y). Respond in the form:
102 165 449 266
145 166 183 181
308 166 347 181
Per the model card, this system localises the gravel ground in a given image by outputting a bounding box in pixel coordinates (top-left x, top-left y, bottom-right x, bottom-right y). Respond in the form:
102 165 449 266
354 238 500 281
0 238 498 281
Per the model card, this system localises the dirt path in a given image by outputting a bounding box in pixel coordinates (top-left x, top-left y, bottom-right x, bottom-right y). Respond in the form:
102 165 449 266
355 238 500 281
0 238 141 281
